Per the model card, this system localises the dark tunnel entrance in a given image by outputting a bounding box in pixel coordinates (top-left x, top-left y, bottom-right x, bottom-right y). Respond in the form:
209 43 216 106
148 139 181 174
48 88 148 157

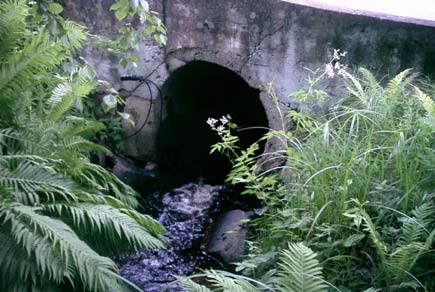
156 60 269 185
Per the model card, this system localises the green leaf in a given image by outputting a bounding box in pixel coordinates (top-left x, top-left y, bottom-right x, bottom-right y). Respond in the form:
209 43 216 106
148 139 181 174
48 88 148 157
343 234 365 247
81 65 97 80
102 94 118 112
143 25 156 35
115 8 128 21
120 58 129 68
118 111 131 120
139 0 150 11
110 0 128 11
48 3 64 15
112 0 130 20
276 242 328 292
154 34 167 46
131 0 139 8
118 112 136 127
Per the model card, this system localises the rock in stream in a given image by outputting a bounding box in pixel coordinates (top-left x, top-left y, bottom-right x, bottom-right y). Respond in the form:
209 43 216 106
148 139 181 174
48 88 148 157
118 182 223 292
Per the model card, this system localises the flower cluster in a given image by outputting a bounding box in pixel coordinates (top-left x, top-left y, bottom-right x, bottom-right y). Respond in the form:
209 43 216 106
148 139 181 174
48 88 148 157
206 115 231 133
324 49 347 78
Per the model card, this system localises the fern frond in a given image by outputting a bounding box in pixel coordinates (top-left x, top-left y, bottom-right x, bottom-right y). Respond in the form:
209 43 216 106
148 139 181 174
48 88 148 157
176 277 213 292
387 202 435 282
0 2 166 291
203 270 261 292
385 69 415 101
47 79 96 122
2 203 131 292
56 136 107 153
0 158 78 204
0 29 67 115
0 0 28 57
413 86 435 115
0 226 42 289
359 209 388 266
47 83 73 107
0 127 29 153
341 70 368 107
65 160 139 208
120 207 166 237
358 68 380 89
179 270 265 292
388 243 426 281
399 202 434 246
44 203 165 252
0 203 74 286
63 117 106 138
274 242 328 292
62 20 88 51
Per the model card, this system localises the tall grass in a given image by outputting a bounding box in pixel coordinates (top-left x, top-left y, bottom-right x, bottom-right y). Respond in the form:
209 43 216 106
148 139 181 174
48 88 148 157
216 68 434 291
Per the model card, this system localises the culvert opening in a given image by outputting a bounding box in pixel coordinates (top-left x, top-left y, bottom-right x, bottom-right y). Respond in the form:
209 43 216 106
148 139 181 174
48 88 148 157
156 60 268 185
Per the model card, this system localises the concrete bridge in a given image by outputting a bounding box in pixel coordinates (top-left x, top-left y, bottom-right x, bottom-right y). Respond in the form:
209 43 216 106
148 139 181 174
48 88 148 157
66 0 435 180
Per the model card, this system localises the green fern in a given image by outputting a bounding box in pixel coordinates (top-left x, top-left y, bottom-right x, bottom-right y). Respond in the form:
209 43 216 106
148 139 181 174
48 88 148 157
385 69 415 101
47 73 97 122
398 202 434 246
349 200 435 288
177 277 213 292
179 270 262 292
0 0 27 57
0 29 67 122
180 243 328 292
0 1 166 291
274 242 328 292
389 201 435 283
413 87 435 115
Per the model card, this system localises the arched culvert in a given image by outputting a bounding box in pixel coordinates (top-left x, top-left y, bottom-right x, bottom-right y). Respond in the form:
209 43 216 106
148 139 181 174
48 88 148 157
157 60 269 185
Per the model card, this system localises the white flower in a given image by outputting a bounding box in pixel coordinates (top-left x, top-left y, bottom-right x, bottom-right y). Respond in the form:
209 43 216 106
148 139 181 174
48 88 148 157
206 118 218 127
332 49 347 60
333 49 341 60
219 116 228 125
325 63 335 78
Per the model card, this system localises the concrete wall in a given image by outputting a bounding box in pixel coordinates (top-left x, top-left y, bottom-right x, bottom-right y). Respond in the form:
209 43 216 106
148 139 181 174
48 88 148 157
64 0 435 161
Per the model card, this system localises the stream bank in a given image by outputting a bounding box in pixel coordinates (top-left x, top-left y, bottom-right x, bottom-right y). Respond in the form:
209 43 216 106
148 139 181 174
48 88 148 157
111 158 260 291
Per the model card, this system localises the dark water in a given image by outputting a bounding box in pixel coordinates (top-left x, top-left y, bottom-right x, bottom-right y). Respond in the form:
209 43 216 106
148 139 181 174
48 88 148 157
118 182 225 291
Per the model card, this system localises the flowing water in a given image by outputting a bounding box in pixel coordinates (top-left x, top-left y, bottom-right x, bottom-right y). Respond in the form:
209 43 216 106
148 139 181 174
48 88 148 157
118 182 226 291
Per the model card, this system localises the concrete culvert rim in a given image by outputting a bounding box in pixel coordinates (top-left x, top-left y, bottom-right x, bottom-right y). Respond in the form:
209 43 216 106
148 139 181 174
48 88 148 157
156 60 269 186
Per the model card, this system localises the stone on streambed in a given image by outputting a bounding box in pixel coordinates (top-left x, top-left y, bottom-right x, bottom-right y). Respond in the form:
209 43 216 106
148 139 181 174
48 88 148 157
118 182 222 291
206 209 252 263
112 155 159 193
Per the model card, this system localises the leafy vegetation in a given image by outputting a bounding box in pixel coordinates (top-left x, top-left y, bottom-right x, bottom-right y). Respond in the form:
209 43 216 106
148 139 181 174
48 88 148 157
182 65 434 291
1 0 434 291
107 0 167 67
178 242 331 292
28 0 166 153
0 1 165 291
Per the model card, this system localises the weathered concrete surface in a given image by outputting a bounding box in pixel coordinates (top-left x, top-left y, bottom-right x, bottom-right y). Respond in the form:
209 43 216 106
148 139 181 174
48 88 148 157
65 0 435 161
283 0 435 28
64 0 167 87
122 95 161 161
63 0 167 161
165 0 435 104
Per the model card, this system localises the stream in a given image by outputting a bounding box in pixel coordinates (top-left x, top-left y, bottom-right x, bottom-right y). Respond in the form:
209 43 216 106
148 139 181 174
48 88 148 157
117 181 232 291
